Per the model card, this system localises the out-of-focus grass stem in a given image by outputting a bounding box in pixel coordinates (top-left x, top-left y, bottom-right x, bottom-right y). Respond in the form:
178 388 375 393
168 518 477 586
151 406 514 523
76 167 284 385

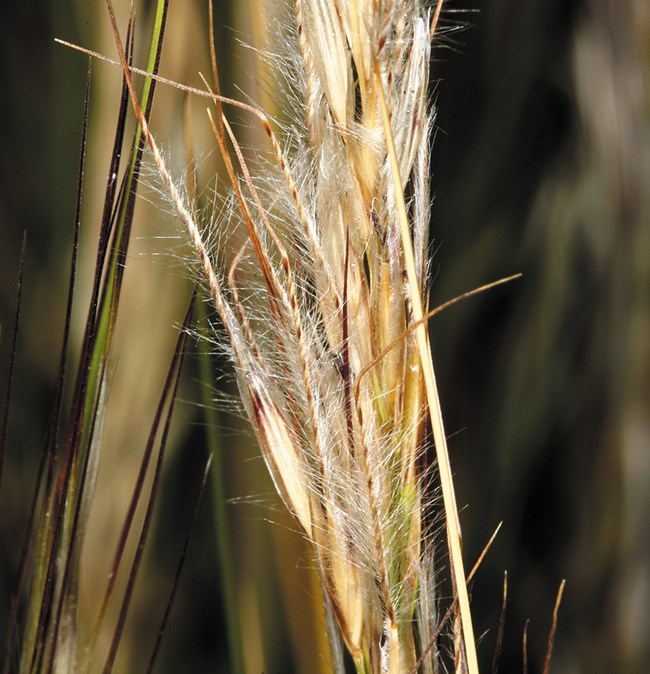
197 302 246 674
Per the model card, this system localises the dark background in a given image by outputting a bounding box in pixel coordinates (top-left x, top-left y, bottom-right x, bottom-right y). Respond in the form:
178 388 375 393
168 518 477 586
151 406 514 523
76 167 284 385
1 0 648 672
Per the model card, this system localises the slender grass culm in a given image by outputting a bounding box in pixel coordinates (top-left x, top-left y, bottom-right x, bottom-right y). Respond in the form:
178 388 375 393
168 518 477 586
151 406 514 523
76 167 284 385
105 0 478 671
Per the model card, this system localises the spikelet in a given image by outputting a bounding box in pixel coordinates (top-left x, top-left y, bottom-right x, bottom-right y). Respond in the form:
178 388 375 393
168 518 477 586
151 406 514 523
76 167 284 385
106 0 476 671
224 3 438 669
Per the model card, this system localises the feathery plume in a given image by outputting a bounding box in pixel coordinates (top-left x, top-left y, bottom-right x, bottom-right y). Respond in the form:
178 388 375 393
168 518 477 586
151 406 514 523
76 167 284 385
105 0 479 670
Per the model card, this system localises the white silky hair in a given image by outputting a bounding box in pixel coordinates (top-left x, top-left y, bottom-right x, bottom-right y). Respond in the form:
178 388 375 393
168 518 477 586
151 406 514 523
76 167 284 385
132 0 444 671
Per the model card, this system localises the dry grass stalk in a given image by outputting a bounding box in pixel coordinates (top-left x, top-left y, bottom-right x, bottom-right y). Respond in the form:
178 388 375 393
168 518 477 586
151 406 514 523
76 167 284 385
105 0 479 670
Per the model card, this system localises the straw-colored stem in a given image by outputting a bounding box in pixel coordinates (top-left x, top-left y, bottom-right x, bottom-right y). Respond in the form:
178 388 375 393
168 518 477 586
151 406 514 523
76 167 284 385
373 62 479 673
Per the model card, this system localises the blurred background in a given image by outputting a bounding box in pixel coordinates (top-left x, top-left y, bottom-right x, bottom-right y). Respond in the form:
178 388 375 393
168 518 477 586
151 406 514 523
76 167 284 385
0 0 648 672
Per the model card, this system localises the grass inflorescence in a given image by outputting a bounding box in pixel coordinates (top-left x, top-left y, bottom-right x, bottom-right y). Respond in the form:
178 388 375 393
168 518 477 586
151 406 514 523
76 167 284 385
105 0 482 670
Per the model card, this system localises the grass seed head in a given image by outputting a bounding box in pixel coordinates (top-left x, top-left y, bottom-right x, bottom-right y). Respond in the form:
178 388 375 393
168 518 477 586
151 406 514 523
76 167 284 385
216 2 439 669
123 0 448 670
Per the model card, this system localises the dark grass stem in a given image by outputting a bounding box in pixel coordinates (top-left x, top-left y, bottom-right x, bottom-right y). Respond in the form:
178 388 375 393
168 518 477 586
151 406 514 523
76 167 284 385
145 453 214 674
0 231 26 499
0 234 27 674
42 61 93 674
491 571 508 674
101 293 195 674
